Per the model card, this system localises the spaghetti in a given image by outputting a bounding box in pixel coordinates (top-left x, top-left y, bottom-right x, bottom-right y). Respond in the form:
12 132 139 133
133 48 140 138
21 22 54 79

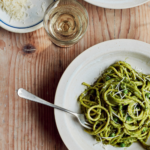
78 61 150 149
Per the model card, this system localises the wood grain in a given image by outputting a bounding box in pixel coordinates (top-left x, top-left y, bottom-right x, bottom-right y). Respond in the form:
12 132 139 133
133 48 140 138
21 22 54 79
1 0 150 149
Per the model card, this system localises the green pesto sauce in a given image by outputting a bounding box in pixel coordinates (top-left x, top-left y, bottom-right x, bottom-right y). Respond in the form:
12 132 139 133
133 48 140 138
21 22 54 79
78 61 150 149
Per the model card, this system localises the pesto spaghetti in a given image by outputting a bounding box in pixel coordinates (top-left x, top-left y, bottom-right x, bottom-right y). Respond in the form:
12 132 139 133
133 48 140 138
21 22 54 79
78 61 150 149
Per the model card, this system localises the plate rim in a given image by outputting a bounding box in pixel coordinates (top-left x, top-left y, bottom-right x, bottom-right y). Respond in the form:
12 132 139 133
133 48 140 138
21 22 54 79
84 0 149 9
54 39 150 150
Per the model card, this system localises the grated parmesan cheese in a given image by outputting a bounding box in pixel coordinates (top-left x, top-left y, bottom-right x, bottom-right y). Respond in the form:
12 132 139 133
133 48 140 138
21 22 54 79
146 77 150 82
98 136 108 150
114 77 125 99
144 90 150 93
134 103 138 114
137 109 138 117
135 67 142 73
101 135 120 139
136 73 144 81
112 112 120 119
0 0 32 20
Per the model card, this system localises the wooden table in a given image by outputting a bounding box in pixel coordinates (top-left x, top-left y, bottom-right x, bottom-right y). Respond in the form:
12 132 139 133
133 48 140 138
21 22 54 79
0 0 150 149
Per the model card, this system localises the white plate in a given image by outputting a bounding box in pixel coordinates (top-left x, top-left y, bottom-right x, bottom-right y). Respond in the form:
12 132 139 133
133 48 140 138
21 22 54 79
84 0 149 9
0 0 54 33
54 39 150 150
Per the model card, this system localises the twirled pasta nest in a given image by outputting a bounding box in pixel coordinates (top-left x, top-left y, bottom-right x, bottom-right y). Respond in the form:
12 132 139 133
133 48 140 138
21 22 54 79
78 61 150 149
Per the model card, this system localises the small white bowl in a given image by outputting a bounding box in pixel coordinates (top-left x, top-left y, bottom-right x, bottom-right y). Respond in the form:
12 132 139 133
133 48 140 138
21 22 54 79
0 0 54 33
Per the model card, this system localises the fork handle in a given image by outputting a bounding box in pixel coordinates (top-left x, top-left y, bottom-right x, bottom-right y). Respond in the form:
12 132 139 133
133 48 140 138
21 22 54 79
18 88 77 117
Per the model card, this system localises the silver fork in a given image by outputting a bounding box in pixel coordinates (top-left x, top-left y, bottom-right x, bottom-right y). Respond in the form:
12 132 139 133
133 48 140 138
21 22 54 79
17 88 92 129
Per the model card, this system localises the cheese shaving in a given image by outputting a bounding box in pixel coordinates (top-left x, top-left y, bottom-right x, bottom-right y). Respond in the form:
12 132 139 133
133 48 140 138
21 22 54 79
135 67 142 73
115 77 125 99
122 94 126 99
137 109 138 117
101 135 120 139
145 77 150 82
144 90 150 93
134 103 138 114
98 136 108 150
112 112 120 119
113 89 125 97
0 0 32 20
136 74 144 81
